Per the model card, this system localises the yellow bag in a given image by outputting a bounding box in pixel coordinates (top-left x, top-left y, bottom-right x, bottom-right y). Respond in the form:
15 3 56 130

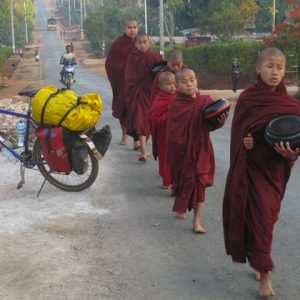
32 85 103 131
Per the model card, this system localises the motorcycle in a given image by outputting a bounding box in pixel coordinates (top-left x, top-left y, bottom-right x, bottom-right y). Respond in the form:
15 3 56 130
62 64 76 90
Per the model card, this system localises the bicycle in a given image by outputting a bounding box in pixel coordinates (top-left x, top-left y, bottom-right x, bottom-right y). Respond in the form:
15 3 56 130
0 89 99 196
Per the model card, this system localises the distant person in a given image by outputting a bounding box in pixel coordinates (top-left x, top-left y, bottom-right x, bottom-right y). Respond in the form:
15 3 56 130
34 47 39 62
167 68 228 231
223 48 300 297
59 45 77 82
105 19 138 147
70 42 74 53
125 33 163 161
149 72 176 189
151 49 186 102
231 57 240 92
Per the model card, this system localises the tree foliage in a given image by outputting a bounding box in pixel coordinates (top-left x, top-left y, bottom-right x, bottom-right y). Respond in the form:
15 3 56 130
0 0 35 47
263 0 300 69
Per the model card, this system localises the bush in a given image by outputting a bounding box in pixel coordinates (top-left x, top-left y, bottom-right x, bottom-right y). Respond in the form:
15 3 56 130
163 40 265 82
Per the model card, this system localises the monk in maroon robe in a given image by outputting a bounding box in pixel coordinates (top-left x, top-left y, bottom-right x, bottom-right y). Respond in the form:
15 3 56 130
167 68 228 233
149 72 176 188
223 48 300 297
125 33 162 161
150 49 186 102
105 19 138 146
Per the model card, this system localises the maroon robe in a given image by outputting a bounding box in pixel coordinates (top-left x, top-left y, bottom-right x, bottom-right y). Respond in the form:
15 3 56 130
105 34 136 126
149 91 175 187
150 64 187 102
223 76 300 272
167 92 215 213
125 49 162 138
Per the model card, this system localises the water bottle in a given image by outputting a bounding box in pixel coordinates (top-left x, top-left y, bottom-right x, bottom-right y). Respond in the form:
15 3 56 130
16 119 26 147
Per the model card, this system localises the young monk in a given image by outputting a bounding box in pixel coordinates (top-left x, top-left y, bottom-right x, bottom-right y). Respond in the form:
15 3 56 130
149 72 176 189
150 48 186 102
125 33 163 161
223 47 300 297
167 68 228 232
105 19 138 146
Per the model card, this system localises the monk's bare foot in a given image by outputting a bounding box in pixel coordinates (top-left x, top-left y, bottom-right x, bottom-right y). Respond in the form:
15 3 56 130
259 272 275 297
255 271 261 281
138 154 148 162
118 137 127 145
193 222 207 234
133 141 140 150
175 213 186 219
162 185 172 190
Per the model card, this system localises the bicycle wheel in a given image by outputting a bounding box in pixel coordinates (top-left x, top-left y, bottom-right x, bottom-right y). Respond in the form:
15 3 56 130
32 138 99 192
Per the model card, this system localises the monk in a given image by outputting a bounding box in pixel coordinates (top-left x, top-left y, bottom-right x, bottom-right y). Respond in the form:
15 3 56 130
149 72 176 189
125 33 163 161
223 47 300 297
167 68 228 232
105 19 138 146
150 48 186 102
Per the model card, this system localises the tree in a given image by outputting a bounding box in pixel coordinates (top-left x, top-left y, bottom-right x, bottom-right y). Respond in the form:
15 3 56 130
263 0 300 69
192 0 260 41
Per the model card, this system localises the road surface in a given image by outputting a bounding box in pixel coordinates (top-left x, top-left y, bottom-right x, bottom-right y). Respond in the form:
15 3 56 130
0 0 299 299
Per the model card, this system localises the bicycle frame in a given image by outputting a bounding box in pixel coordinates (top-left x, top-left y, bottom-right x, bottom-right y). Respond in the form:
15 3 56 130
0 108 37 163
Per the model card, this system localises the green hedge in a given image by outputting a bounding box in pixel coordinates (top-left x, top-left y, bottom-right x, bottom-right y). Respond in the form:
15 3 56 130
162 40 265 82
0 47 11 73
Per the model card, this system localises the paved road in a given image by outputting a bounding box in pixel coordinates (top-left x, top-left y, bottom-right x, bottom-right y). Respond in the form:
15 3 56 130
0 0 299 299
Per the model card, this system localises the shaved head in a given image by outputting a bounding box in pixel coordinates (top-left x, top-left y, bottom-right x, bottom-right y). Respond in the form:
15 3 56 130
258 47 286 63
159 71 175 86
168 49 183 62
175 68 195 83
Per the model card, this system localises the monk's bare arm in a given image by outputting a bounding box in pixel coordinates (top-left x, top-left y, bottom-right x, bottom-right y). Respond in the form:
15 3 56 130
243 133 254 150
274 141 300 161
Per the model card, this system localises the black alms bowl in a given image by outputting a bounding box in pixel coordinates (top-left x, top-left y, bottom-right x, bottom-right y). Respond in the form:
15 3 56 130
151 61 168 76
203 98 230 124
264 115 300 149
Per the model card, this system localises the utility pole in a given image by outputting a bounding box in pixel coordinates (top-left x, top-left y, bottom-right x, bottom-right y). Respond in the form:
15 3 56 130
68 0 71 26
10 0 15 53
83 0 86 20
80 0 84 39
24 1 28 44
272 0 276 31
144 0 148 34
159 0 164 56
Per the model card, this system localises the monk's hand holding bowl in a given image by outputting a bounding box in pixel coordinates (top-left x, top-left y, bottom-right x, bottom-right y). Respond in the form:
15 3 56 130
274 141 300 161
243 133 254 150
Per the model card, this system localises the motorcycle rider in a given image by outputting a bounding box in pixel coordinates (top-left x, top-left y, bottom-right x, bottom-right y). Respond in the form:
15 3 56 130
59 44 77 82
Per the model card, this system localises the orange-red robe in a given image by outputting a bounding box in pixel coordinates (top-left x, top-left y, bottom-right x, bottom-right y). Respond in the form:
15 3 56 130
223 76 300 272
149 91 175 187
125 49 162 139
105 34 136 126
167 92 215 213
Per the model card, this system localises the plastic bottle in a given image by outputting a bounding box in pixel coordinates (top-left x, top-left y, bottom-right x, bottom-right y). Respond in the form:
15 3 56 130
16 119 26 147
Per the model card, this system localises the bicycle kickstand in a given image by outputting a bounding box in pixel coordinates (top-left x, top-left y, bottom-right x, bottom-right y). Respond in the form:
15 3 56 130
17 164 25 189
36 178 47 197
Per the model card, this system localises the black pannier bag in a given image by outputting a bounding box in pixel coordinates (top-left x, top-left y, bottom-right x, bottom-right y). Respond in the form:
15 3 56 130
91 125 112 158
71 140 89 175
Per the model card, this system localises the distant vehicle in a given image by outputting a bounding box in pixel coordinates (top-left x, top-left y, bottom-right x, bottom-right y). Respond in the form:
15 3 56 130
47 18 56 31
184 35 220 47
